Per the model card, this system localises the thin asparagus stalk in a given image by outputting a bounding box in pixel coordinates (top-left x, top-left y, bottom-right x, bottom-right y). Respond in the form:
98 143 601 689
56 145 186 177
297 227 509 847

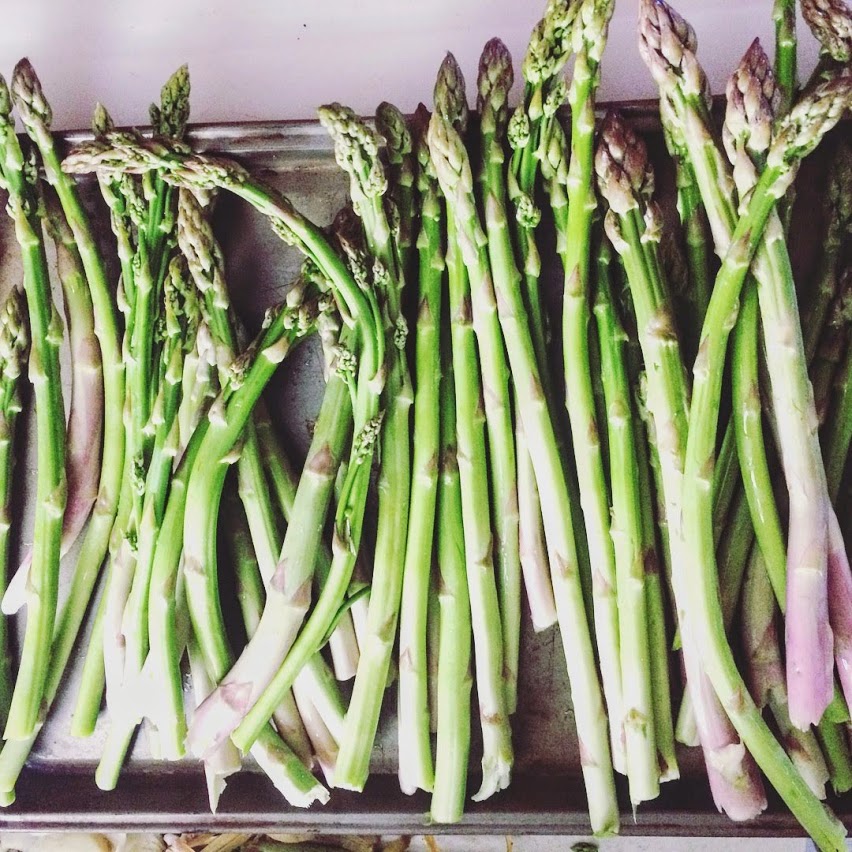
0 288 28 724
0 76 67 742
474 43 524 719
633 379 679 782
597 112 767 821
553 0 623 771
594 236 659 805
640 5 852 840
823 339 851 501
741 547 829 799
811 278 851 424
397 103 442 796
427 110 515 804
430 105 618 831
430 302 472 824
722 48 788 605
774 0 798 114
318 103 414 793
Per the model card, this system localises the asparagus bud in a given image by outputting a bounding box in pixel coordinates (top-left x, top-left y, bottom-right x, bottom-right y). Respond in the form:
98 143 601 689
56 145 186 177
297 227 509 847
10 59 52 130
92 103 114 137
522 0 580 88
801 0 852 62
477 38 513 129
637 0 703 97
153 64 190 139
433 53 468 133
594 112 654 215
375 101 411 167
0 287 28 383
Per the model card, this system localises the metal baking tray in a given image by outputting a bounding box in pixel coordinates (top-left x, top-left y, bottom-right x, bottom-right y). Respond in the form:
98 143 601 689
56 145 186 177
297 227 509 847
0 105 846 837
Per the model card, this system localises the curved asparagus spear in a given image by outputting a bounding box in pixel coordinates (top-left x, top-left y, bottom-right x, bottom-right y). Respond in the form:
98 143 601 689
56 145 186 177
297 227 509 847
0 76 66 741
801 0 852 64
0 288 28 724
63 133 387 758
430 106 618 830
596 112 767 822
397 104 442 796
315 103 414 793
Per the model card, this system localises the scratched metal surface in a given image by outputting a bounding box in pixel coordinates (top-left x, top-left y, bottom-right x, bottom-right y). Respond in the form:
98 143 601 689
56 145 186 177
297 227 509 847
0 114 844 836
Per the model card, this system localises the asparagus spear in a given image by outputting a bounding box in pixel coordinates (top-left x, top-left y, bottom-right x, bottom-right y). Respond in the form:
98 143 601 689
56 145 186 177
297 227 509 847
774 0 798 114
0 75 67 741
473 43 525 720
593 237 659 805
641 5 852 842
312 103 415 792
64 132 388 757
430 259 473 824
557 0 623 771
396 104 442 796
0 288 28 724
597 112 767 822
430 106 618 832
426 111 514 803
801 0 852 65
723 41 788 605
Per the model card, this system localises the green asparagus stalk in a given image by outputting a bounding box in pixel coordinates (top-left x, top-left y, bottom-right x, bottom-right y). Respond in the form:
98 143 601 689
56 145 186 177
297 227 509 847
774 0 798 116
430 294 473 824
593 237 659 805
723 44 788 605
0 75 67 741
427 112 514 800
63 132 387 759
557 0 622 770
430 105 618 830
640 5 852 840
0 287 28 724
317 103 414 793
397 103 442 796
597 111 767 820
474 43 525 719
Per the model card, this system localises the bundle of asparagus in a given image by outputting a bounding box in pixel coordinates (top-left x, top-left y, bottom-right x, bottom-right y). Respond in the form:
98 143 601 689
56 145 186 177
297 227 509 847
0 0 849 848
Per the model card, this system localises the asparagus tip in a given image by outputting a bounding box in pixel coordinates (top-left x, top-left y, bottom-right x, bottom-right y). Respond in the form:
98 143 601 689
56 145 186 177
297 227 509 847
637 0 702 96
91 102 115 138
477 37 514 115
723 38 778 162
595 111 651 215
157 63 191 138
11 57 52 130
433 52 469 134
375 100 411 163
801 0 852 63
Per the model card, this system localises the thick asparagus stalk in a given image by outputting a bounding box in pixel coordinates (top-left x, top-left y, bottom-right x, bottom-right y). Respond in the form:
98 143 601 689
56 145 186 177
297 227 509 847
0 288 28 724
430 106 618 831
0 76 67 741
597 112 767 822
397 104 442 796
317 103 414 793
430 291 473 824
593 237 659 804
640 5 852 840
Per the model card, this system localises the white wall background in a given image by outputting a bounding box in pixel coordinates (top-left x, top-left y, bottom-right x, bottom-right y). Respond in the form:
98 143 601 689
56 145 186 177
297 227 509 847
0 0 823 131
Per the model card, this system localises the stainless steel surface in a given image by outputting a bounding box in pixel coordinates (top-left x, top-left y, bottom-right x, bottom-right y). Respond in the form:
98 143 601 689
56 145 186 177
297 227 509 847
0 115 844 835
